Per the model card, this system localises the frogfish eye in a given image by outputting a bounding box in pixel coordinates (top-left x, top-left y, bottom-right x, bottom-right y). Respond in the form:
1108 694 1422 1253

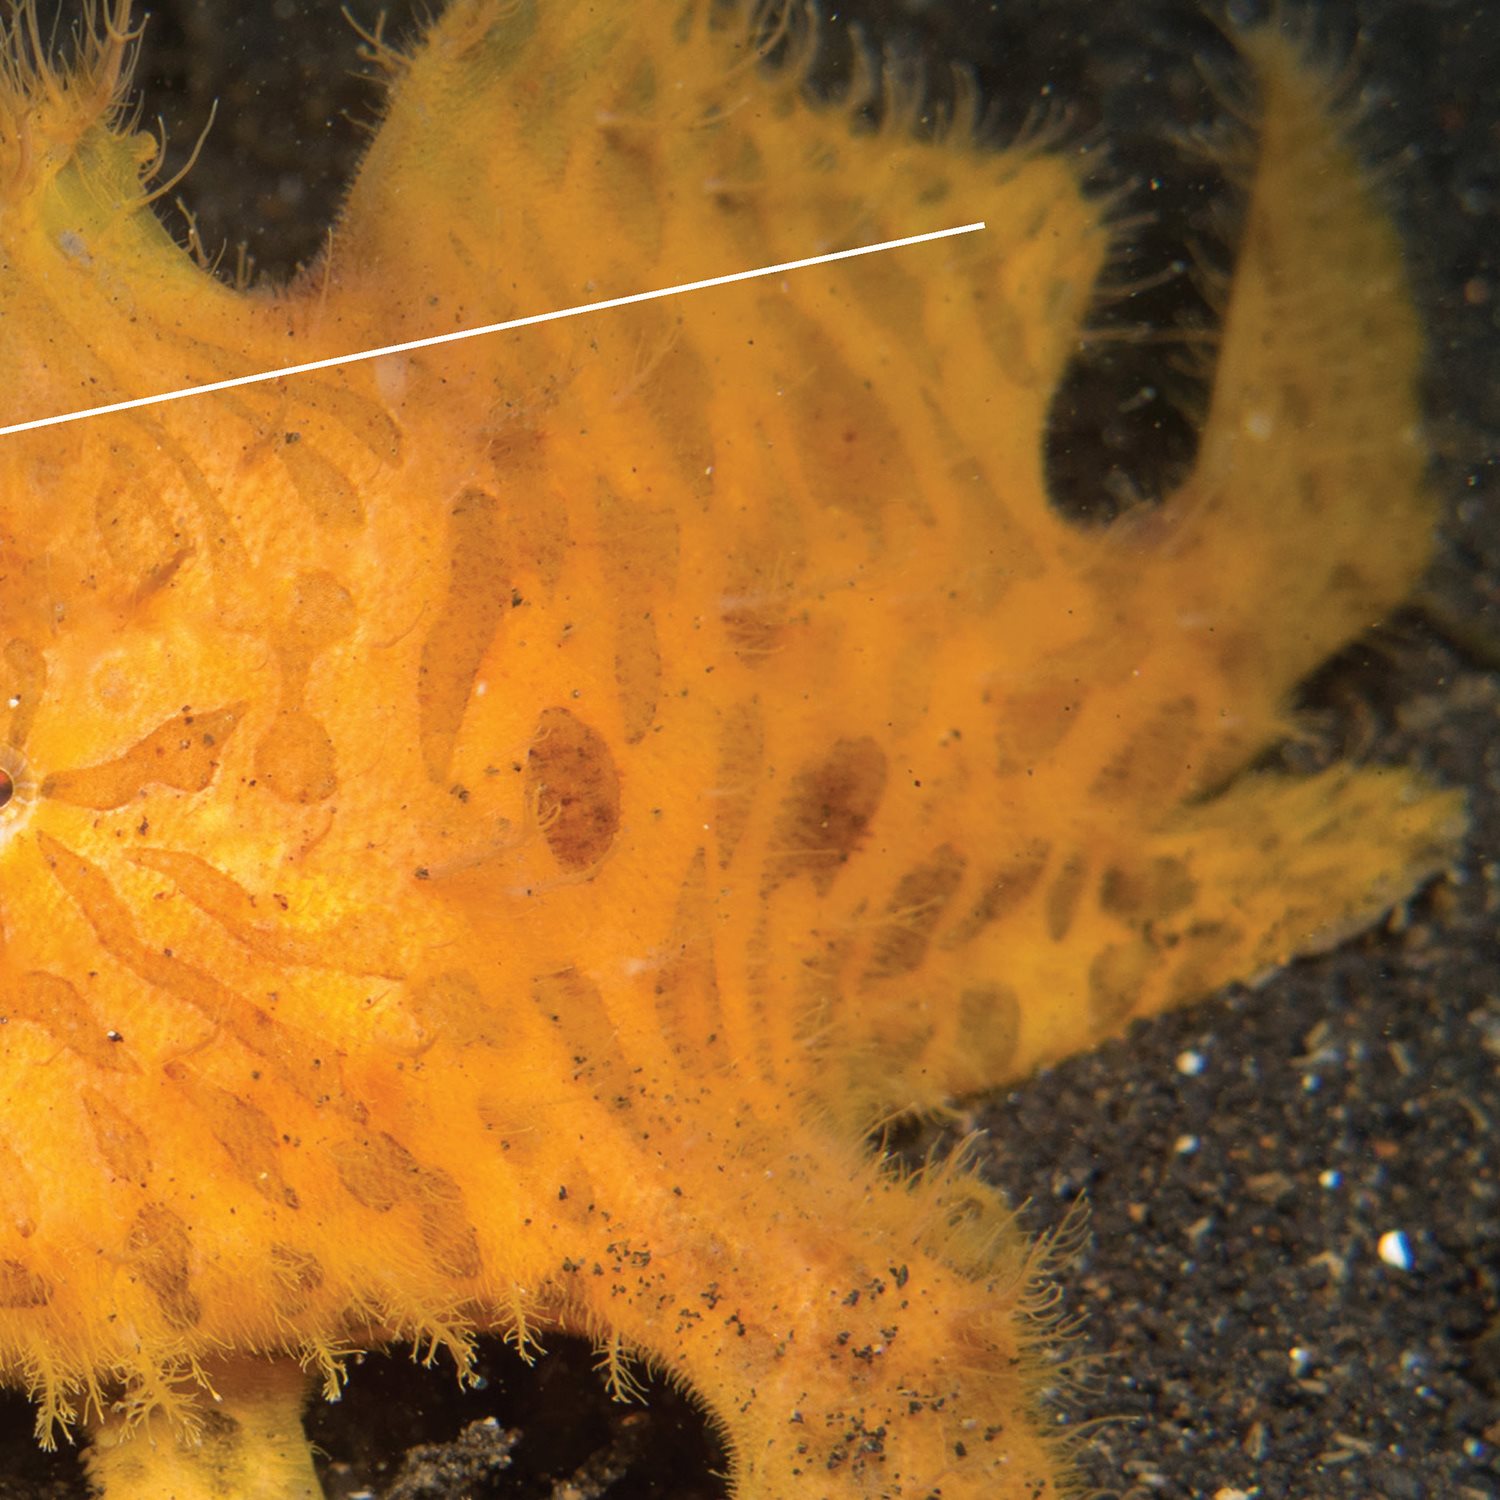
0 745 31 822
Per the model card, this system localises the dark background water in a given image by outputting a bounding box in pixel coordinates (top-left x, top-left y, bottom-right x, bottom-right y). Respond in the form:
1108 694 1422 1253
7 2 1498 1496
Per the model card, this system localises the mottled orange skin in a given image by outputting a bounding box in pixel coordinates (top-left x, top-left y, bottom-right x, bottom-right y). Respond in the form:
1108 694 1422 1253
0 3 1462 1497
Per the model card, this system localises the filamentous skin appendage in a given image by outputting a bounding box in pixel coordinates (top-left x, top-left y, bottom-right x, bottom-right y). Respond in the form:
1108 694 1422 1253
0 2 1463 1496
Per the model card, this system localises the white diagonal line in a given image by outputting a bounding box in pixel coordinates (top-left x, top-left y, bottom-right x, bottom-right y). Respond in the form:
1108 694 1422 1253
0 220 985 438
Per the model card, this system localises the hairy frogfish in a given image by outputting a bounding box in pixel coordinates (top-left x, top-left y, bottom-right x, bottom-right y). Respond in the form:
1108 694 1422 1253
0 2 1464 1496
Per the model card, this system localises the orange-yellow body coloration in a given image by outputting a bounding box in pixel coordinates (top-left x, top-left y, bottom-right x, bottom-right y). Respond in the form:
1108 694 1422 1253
0 2 1465 1497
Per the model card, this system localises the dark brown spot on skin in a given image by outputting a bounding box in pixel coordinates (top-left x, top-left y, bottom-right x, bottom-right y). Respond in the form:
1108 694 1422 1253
654 850 723 1061
418 1168 483 1279
279 437 366 528
253 709 339 804
128 1203 201 1330
1099 855 1197 922
957 984 1022 1078
407 970 499 1050
1 637 43 749
614 607 661 744
536 967 639 1111
333 1133 424 1214
419 488 509 782
81 1087 153 1182
1045 853 1088 942
0 1259 49 1308
996 683 1080 767
713 697 765 870
277 570 356 700
41 703 246 809
528 707 622 872
333 1135 480 1277
942 843 1050 949
1089 696 1199 807
768 737 887 896
720 602 784 660
1087 940 1153 1030
166 1065 296 1207
7 972 135 1073
1163 922 1246 1008
865 845 967 980
93 472 182 600
269 1244 324 1318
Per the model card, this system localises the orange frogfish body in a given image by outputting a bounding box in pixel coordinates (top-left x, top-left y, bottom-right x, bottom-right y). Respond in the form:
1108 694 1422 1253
0 3 1463 1497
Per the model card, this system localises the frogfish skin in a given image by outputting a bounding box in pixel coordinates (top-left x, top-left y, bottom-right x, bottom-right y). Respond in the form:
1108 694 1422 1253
0 1 1465 1496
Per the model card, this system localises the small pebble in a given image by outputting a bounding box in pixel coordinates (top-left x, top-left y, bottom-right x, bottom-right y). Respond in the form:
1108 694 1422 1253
1378 1230 1414 1271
